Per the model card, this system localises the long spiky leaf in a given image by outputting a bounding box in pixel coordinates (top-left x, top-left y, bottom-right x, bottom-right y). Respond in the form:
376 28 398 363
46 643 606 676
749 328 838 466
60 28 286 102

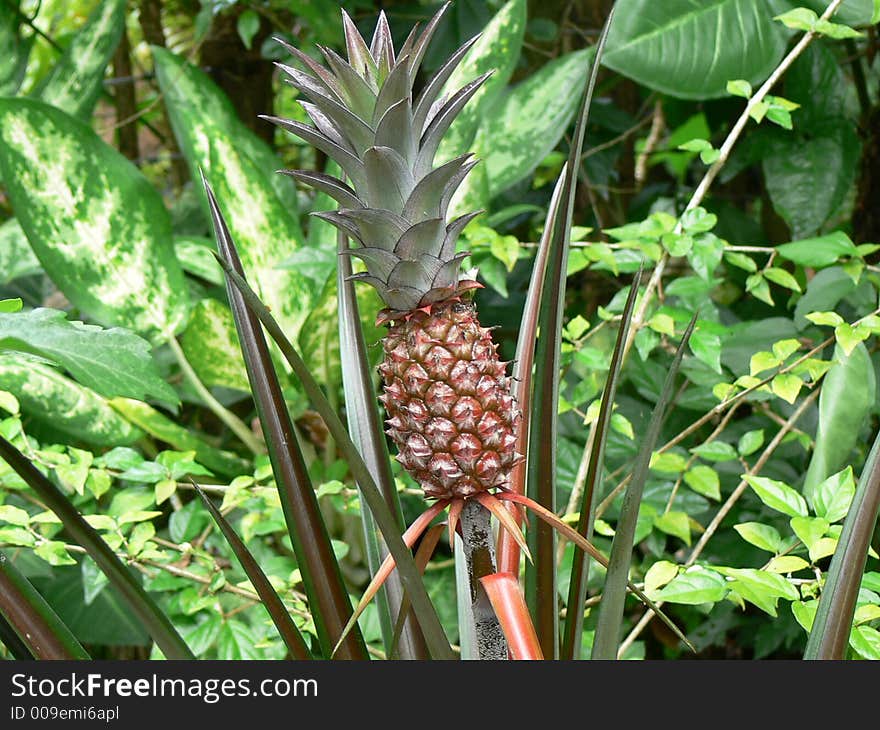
562 266 644 659
591 313 698 660
338 231 430 659
210 247 454 660
192 483 312 660
804 427 880 659
525 4 617 658
202 175 367 660
0 550 90 660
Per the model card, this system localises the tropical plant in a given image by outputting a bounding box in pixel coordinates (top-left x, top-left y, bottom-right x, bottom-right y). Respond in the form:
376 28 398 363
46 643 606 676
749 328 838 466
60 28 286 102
0 0 878 662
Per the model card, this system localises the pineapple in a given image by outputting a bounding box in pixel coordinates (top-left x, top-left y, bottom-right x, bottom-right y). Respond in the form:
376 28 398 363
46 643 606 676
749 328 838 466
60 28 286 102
264 5 520 501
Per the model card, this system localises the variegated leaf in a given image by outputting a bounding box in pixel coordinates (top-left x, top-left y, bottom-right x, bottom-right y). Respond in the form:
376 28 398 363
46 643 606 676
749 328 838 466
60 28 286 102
0 354 142 447
0 98 190 344
153 47 314 340
36 0 126 119
0 219 40 284
151 47 300 215
435 0 526 165
482 48 595 197
179 298 250 393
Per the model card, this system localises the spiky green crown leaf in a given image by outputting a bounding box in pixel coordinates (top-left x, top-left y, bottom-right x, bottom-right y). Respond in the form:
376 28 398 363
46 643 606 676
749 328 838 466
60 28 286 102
264 3 487 313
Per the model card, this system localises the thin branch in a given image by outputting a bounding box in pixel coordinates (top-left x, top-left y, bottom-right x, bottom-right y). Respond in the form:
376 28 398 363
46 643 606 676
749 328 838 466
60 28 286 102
168 337 265 455
616 388 819 657
622 0 847 363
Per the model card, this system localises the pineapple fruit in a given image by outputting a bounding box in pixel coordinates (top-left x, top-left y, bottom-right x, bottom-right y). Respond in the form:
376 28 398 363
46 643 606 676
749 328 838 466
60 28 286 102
264 5 520 501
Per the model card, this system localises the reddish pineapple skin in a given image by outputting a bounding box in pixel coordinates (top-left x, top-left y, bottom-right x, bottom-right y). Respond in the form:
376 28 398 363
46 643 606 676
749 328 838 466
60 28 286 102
378 299 521 500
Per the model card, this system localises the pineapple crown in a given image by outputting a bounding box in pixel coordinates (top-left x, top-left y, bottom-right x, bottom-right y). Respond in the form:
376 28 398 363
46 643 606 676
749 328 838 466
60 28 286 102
262 3 488 315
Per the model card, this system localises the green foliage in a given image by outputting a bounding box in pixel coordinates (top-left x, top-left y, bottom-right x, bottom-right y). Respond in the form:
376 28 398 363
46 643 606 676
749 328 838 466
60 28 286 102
1 0 878 662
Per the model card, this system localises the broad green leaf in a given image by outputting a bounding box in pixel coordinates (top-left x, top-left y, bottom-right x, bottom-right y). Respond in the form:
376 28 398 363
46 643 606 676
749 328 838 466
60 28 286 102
0 99 189 343
812 466 856 523
0 219 40 284
151 47 298 214
684 465 721 500
35 0 125 119
107 398 248 478
179 299 250 393
804 343 875 502
153 48 310 340
602 0 789 99
0 308 176 403
716 567 799 616
436 0 527 164
745 475 808 517
481 48 594 196
734 522 785 553
654 568 728 605
763 124 861 239
0 355 142 446
776 231 859 268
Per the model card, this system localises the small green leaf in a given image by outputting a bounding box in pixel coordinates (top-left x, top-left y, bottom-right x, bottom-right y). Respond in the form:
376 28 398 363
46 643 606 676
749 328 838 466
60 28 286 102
690 329 722 373
155 479 177 506
813 19 864 39
834 321 870 356
774 8 818 31
648 312 676 337
654 568 728 605
0 504 31 526
236 10 260 49
790 515 830 554
684 465 721 500
738 429 765 457
649 451 689 473
805 311 844 327
724 251 757 272
717 567 799 616
0 299 22 313
745 273 774 305
691 441 738 462
745 475 808 517
644 560 679 598
850 625 880 660
727 79 753 98
771 373 804 404
812 466 856 523
654 511 691 546
35 540 77 566
734 522 785 553
766 555 810 573
763 267 801 292
750 350 781 376
0 526 35 546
